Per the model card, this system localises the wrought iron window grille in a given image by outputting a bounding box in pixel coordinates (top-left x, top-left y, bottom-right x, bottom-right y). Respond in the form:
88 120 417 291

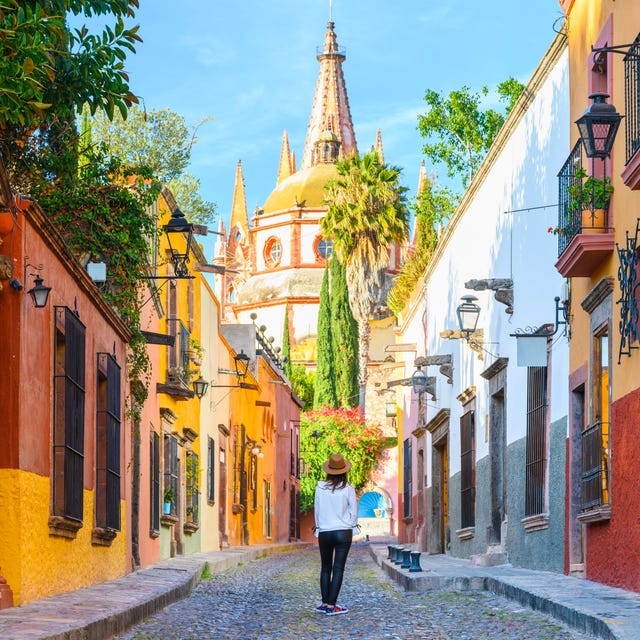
616 218 640 362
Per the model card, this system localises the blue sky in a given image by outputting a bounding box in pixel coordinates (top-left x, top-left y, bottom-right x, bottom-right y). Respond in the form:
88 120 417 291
122 1 564 247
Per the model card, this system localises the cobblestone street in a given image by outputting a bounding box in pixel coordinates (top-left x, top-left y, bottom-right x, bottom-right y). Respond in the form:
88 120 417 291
113 544 593 640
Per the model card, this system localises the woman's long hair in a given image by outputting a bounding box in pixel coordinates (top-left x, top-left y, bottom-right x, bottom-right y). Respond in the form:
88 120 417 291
325 472 348 491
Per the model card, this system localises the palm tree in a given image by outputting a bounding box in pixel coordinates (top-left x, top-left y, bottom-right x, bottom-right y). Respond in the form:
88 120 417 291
321 150 409 409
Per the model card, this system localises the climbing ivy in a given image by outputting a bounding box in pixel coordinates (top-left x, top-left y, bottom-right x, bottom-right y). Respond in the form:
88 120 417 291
387 178 457 314
32 144 161 419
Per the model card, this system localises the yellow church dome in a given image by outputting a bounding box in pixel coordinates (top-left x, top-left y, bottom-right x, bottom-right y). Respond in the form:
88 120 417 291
263 163 337 213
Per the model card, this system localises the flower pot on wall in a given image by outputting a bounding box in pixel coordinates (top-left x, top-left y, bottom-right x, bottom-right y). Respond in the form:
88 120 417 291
163 502 171 515
581 208 607 234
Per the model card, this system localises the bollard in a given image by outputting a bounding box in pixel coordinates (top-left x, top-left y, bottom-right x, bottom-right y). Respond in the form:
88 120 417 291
387 545 394 560
409 551 423 572
393 546 405 564
401 549 411 569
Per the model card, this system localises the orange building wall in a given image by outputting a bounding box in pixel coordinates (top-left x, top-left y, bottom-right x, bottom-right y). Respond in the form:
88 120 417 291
0 203 130 605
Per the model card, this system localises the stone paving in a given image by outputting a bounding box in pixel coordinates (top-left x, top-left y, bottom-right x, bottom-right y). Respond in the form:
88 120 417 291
113 543 593 640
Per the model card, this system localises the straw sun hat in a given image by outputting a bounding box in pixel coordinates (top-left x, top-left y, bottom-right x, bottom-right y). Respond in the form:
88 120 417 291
322 453 352 475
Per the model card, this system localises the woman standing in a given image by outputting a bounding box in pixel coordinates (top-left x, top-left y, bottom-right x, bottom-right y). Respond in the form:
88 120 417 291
314 453 358 615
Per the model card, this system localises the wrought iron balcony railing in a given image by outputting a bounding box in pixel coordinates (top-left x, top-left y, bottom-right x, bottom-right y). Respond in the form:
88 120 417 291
556 141 584 256
624 35 640 164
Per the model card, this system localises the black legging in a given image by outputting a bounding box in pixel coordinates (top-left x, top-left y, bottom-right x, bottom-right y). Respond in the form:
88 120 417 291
318 529 353 605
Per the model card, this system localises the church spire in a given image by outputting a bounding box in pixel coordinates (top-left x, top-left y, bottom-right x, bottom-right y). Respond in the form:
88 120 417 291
277 130 293 185
375 128 384 164
301 21 357 170
230 160 249 242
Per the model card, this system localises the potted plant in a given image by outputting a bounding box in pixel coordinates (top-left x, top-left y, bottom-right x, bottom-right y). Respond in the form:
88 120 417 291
163 487 176 515
567 167 614 234
187 338 205 365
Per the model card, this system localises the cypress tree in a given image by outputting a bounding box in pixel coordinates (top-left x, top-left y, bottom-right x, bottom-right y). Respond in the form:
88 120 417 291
330 252 359 408
282 304 292 379
313 264 338 408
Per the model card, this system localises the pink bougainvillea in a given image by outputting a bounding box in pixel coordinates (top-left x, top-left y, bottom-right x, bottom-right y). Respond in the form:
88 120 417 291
299 406 394 512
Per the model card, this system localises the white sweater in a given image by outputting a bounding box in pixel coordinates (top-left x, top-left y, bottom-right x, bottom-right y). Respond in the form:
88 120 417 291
314 480 358 536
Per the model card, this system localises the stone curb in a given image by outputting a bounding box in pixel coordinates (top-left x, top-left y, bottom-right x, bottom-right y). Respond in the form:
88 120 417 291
369 545 633 640
0 542 310 640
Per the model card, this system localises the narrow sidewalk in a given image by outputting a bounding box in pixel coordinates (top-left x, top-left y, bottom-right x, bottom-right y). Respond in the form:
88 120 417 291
369 542 640 640
0 543 310 640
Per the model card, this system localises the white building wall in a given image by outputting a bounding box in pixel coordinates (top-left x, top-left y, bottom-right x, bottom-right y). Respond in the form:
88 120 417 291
396 37 570 568
423 45 569 474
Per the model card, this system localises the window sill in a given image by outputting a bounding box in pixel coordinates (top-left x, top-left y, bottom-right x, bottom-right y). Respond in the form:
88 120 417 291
577 504 611 523
92 527 117 547
160 513 179 527
48 515 82 539
455 526 475 541
402 516 413 524
149 529 160 539
521 513 549 533
183 522 199 535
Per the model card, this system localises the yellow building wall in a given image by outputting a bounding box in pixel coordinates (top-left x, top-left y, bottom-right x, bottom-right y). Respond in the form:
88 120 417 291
155 194 205 558
0 470 126 606
565 0 640 401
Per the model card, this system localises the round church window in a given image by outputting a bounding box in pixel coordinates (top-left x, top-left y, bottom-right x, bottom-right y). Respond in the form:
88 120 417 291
264 237 282 267
315 237 333 261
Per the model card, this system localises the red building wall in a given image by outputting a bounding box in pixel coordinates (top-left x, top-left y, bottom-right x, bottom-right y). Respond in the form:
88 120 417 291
585 388 640 590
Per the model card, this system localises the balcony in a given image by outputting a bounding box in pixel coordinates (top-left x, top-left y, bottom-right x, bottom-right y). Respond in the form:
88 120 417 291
554 143 614 278
156 318 195 400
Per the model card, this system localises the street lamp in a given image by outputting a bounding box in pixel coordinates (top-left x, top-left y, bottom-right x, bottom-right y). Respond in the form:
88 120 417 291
234 350 250 380
575 93 623 159
192 375 209 399
456 295 481 338
163 208 194 278
410 366 428 395
27 273 51 308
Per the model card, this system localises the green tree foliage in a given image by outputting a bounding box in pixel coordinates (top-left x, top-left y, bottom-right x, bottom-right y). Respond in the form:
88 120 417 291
329 252 358 408
91 107 216 223
387 176 458 314
299 407 389 513
0 0 141 129
31 144 160 417
281 304 292 379
168 173 217 225
322 150 409 409
290 365 315 411
313 265 338 409
417 78 525 188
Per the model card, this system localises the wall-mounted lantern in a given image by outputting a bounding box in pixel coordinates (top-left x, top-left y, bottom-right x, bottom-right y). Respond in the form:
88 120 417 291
163 208 194 278
192 375 209 399
575 93 623 159
456 295 481 338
